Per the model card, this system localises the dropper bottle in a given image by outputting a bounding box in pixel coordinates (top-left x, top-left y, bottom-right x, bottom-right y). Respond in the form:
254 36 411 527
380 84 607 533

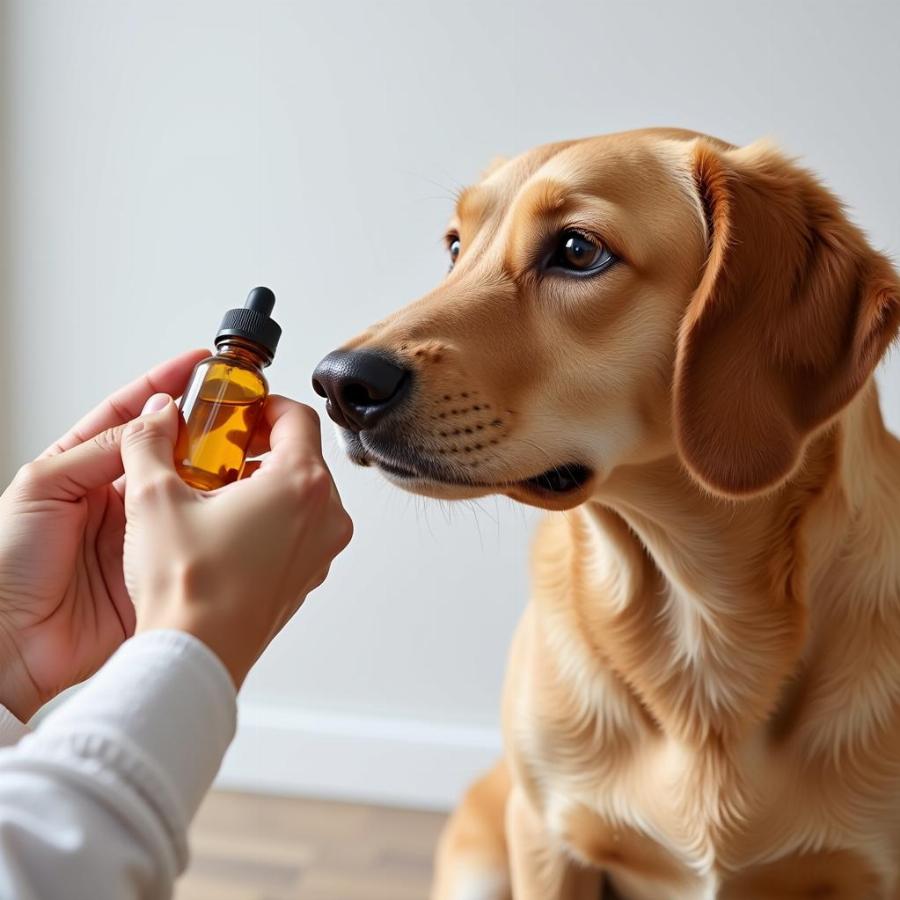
175 287 282 490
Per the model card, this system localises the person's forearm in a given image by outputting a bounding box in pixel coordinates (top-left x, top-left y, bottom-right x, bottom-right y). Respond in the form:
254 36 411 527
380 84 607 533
0 630 236 900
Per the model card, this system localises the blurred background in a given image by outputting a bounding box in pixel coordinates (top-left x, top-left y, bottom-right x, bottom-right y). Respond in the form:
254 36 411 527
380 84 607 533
2 2 899 898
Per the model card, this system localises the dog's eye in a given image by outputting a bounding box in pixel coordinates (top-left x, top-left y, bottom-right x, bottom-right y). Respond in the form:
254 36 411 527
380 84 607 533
447 235 461 270
548 230 616 275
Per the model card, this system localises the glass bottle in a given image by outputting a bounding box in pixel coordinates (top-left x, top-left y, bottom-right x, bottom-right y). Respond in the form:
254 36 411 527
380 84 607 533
175 287 281 490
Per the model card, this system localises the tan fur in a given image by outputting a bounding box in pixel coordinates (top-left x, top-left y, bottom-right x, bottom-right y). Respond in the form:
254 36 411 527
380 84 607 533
333 129 900 898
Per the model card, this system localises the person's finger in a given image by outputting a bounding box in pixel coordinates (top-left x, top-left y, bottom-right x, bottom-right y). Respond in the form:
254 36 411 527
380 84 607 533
258 398 325 471
243 394 300 459
221 396 322 473
244 417 273 459
13 395 177 501
23 424 128 500
41 348 207 457
121 395 187 501
95 494 136 637
112 473 127 499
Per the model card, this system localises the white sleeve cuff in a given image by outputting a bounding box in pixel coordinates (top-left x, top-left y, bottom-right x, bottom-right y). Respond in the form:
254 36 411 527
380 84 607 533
21 629 237 867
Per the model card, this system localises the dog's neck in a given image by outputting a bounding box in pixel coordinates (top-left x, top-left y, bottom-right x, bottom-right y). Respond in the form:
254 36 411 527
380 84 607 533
581 381 900 744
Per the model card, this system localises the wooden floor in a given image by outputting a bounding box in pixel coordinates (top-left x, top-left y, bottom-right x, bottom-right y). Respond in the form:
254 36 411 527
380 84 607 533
175 790 447 900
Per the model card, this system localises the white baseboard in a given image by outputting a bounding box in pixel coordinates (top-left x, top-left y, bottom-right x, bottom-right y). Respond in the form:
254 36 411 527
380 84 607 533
215 702 503 811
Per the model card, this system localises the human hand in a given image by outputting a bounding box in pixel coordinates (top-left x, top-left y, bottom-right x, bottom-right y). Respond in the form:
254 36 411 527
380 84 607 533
0 350 208 720
121 394 353 688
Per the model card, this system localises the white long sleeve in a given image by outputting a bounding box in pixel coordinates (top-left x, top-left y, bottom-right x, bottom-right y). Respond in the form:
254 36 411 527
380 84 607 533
0 630 237 900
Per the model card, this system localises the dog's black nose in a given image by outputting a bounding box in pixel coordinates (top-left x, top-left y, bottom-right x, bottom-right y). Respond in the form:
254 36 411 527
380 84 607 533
312 350 410 432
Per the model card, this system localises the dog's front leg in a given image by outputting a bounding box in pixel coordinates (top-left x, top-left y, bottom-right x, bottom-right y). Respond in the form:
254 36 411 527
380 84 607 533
506 787 602 900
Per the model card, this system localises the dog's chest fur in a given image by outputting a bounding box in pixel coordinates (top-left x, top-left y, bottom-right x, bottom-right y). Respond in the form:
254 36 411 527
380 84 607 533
503 503 900 899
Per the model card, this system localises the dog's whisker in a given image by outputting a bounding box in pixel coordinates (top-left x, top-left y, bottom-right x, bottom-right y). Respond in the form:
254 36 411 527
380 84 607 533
465 501 486 553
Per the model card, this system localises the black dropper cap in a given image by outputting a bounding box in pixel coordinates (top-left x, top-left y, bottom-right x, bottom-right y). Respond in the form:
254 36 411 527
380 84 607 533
215 286 282 365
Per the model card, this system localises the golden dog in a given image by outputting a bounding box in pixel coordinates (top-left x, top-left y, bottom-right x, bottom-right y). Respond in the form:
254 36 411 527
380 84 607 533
312 128 900 899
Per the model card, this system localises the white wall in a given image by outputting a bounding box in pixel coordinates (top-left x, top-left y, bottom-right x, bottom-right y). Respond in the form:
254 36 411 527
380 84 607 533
2 0 899 809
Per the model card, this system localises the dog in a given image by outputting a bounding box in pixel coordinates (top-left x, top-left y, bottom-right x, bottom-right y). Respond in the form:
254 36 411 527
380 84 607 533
312 128 900 899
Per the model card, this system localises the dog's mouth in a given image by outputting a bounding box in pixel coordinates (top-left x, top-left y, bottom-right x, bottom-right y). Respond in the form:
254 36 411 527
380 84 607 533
379 457 591 495
520 464 594 495
345 433 593 503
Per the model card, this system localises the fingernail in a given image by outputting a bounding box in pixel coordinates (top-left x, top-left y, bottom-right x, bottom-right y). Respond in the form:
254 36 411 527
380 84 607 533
141 393 171 415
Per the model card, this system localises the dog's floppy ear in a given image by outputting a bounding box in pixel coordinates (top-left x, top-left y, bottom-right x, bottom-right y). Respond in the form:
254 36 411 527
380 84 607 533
674 140 900 497
481 155 509 180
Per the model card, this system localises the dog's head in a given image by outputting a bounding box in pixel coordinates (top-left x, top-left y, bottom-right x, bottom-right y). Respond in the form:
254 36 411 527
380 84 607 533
313 129 899 509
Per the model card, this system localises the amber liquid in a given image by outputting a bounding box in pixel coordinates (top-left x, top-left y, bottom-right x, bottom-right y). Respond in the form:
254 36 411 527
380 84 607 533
175 350 268 491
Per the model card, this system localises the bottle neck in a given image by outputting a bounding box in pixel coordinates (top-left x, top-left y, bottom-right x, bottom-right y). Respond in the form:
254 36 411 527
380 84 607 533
215 337 270 368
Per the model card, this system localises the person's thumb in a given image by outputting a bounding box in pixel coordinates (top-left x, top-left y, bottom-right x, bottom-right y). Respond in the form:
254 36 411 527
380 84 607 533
121 393 184 500
12 394 176 501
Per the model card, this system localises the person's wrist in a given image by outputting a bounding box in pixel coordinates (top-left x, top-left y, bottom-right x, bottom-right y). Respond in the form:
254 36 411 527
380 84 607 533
135 596 258 690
